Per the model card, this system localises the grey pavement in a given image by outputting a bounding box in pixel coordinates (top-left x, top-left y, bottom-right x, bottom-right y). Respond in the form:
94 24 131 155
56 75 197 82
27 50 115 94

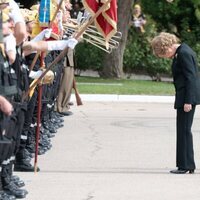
17 95 200 200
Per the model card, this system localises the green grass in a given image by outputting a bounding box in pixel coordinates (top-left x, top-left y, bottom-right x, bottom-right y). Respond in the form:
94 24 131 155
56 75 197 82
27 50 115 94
76 76 175 95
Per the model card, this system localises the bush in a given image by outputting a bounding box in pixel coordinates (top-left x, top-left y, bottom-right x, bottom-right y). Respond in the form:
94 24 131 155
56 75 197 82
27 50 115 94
74 41 104 74
141 0 200 69
124 16 172 80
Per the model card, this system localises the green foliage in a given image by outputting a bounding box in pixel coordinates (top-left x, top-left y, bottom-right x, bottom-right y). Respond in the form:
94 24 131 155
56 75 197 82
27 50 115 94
124 15 172 79
140 0 200 46
192 0 200 21
75 41 104 73
193 43 200 66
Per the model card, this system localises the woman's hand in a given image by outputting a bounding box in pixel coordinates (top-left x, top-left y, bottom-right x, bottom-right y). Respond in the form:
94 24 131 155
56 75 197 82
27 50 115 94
184 104 192 112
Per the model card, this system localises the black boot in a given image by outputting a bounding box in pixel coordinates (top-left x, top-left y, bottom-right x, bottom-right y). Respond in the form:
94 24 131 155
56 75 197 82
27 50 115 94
1 166 26 199
10 175 25 188
0 169 16 200
14 149 40 172
6 162 25 188
3 182 27 199
14 159 39 172
0 191 16 200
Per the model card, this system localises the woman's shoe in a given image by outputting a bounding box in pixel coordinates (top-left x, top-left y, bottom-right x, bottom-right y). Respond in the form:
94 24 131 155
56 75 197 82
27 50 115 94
170 168 195 174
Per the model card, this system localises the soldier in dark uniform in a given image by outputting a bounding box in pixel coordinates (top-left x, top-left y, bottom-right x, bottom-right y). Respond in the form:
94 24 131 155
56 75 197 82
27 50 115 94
0 5 28 199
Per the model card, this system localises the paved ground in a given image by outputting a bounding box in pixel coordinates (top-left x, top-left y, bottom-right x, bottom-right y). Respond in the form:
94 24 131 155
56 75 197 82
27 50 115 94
16 96 200 200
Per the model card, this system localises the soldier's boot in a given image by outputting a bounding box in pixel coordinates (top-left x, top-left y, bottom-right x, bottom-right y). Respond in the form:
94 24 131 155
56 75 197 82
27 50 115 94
0 192 16 200
14 149 40 172
6 162 25 188
10 175 24 188
0 168 16 200
1 165 27 199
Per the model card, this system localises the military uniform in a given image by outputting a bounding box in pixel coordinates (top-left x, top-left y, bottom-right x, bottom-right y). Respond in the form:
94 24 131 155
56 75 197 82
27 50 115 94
56 48 74 114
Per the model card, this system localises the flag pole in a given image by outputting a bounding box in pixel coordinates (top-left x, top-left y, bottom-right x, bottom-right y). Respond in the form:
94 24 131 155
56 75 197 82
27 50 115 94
34 80 42 172
33 0 65 172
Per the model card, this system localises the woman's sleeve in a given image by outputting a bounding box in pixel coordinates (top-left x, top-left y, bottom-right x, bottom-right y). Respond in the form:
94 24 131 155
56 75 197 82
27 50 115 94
178 51 196 103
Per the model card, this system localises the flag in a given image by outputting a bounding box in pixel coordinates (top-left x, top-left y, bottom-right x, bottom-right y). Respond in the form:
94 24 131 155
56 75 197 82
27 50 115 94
38 0 59 40
39 0 51 27
83 0 117 48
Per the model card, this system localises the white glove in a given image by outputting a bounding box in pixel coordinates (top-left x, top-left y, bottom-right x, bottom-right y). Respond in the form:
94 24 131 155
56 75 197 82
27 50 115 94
77 12 83 24
29 70 43 79
44 28 52 39
32 28 52 42
67 38 78 49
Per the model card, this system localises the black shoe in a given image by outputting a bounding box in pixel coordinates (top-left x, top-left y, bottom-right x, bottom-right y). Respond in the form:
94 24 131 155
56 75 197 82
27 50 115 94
54 112 65 117
14 160 40 172
12 179 25 188
22 156 32 163
50 118 62 124
43 123 57 133
56 118 64 123
10 176 19 182
57 123 64 128
170 168 195 174
23 148 33 158
0 192 16 200
45 132 55 138
68 102 74 106
26 144 35 154
16 149 33 161
10 175 25 188
3 182 27 199
38 147 47 155
50 121 63 129
59 111 73 116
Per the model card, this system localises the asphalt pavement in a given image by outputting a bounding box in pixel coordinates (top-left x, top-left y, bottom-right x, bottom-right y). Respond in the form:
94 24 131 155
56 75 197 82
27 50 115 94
16 95 200 200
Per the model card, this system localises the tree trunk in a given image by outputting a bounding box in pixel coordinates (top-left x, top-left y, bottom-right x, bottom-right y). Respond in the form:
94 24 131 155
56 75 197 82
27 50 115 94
100 0 133 78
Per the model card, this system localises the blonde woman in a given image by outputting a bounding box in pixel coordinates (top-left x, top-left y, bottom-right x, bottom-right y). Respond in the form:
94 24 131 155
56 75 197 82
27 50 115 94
131 4 146 33
151 32 200 174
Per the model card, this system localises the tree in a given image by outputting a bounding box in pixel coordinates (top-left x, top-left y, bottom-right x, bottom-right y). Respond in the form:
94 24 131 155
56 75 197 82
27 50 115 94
100 0 133 78
141 0 200 64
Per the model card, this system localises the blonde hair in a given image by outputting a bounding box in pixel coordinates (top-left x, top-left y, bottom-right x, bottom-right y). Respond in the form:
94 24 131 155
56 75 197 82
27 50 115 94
151 32 179 56
134 4 141 9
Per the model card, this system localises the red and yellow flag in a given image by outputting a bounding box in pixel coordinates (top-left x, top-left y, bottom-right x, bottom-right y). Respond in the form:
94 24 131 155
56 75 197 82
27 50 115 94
83 0 117 48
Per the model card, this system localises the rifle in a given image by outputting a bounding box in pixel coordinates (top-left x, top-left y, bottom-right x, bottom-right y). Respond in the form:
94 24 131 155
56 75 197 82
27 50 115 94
73 76 82 106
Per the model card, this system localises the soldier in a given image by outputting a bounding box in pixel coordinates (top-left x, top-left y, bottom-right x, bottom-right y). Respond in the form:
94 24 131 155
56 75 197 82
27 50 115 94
0 0 26 45
56 48 74 116
0 8 28 199
0 95 16 200
56 1 75 116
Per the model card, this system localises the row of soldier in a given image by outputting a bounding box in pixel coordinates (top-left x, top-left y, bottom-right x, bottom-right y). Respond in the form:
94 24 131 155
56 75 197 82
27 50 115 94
0 0 80 199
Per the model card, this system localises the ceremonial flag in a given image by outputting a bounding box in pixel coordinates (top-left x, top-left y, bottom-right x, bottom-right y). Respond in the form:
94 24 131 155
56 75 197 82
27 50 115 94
39 0 51 27
83 0 117 48
38 0 60 39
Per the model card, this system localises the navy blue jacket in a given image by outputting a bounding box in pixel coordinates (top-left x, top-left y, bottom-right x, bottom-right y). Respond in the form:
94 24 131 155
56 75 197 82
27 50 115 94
172 43 200 108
